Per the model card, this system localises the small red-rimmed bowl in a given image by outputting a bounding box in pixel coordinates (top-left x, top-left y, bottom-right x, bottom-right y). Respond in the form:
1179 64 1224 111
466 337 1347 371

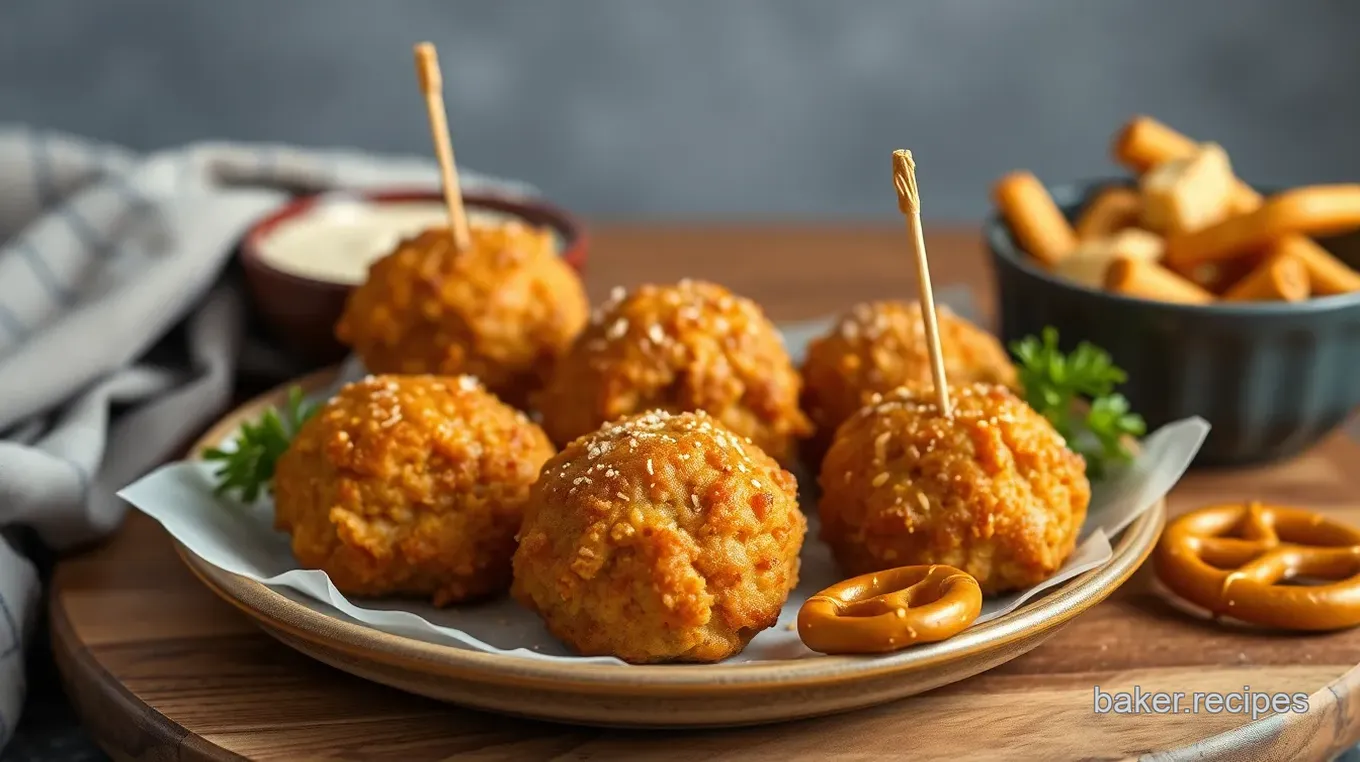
239 190 588 364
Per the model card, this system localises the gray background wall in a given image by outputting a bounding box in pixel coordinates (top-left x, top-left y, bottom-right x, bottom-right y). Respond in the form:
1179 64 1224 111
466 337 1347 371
2 0 1357 220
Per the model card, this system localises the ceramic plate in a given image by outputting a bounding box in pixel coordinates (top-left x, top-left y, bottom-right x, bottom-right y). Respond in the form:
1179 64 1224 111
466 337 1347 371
173 369 1165 728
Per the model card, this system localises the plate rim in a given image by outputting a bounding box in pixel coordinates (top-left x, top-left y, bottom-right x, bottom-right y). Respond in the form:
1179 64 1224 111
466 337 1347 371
178 368 1165 694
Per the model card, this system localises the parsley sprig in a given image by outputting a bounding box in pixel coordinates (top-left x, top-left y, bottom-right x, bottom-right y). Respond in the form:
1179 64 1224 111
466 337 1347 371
1010 327 1146 477
203 386 318 502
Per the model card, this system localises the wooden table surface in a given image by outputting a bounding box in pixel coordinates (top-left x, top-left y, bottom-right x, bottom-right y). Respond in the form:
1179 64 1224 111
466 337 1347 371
51 225 1360 761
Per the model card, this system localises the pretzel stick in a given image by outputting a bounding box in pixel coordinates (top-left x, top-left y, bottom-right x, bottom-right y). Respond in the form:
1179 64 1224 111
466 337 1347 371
1075 186 1141 240
1112 116 1259 212
892 150 951 417
991 171 1078 266
1112 116 1194 171
1164 185 1360 270
1112 116 1360 295
1221 250 1308 302
1275 235 1360 295
414 42 471 252
1105 257 1215 305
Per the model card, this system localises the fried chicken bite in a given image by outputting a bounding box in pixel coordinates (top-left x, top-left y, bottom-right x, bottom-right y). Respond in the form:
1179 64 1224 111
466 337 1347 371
274 374 555 605
335 220 589 407
818 383 1089 594
512 410 806 663
800 301 1019 466
534 280 811 465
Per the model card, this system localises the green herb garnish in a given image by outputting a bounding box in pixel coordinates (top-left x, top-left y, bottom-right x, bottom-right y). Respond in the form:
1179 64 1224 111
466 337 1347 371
203 386 319 502
1010 327 1146 478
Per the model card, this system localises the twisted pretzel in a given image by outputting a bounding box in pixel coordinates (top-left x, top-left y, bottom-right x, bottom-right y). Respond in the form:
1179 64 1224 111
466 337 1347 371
798 564 982 654
1155 502 1360 631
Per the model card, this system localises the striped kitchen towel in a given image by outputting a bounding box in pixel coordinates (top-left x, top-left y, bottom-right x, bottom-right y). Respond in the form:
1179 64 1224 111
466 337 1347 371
0 125 535 750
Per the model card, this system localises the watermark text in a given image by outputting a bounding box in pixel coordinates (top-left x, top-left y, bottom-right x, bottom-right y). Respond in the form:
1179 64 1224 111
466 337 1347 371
1093 686 1309 721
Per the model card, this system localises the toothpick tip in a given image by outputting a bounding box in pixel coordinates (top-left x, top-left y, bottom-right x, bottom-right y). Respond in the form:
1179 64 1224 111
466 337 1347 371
892 149 920 215
892 148 948 413
414 42 441 95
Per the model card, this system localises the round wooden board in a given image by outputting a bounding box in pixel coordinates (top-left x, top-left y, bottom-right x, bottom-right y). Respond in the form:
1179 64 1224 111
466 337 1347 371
49 226 1360 760
165 368 1162 729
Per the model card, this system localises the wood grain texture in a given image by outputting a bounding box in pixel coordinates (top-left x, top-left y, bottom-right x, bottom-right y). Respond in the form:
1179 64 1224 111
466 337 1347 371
50 224 1360 761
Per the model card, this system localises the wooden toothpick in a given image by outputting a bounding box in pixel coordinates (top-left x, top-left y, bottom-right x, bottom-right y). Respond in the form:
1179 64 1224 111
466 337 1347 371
892 149 952 417
414 42 471 252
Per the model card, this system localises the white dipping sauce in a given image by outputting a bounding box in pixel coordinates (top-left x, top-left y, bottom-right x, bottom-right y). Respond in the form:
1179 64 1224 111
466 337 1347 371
255 199 522 285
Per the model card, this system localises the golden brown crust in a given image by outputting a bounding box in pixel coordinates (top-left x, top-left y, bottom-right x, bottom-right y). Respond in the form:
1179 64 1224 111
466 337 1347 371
533 280 811 465
817 383 1089 594
511 410 806 663
799 301 1019 467
334 222 589 407
274 374 555 605
1156 502 1360 631
797 564 982 654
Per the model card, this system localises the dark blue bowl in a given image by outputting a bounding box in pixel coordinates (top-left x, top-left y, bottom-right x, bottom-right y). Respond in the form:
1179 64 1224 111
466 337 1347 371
985 179 1360 466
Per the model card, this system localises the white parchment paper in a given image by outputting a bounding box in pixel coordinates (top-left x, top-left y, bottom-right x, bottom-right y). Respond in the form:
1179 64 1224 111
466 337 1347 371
118 289 1210 664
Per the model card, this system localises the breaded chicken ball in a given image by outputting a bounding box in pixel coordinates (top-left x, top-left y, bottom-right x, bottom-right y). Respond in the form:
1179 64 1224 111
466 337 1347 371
534 280 811 465
512 410 806 663
274 374 555 605
800 301 1019 466
818 383 1089 594
335 221 589 407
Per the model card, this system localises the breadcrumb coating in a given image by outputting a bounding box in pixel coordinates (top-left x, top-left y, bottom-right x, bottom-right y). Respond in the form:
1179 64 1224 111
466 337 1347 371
535 280 810 464
512 409 805 663
335 221 588 406
800 300 1018 466
817 383 1089 594
274 374 555 605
